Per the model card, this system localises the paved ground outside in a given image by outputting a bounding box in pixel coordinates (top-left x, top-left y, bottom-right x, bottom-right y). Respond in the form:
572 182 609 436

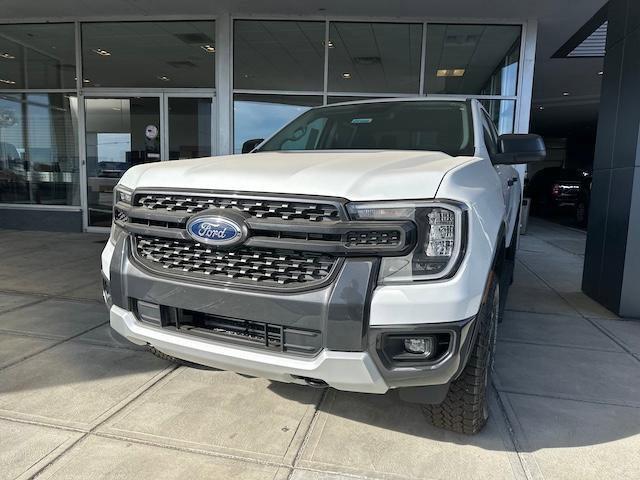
0 218 639 480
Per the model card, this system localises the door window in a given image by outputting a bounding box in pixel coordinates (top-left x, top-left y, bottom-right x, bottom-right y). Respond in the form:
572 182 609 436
167 97 213 159
85 97 161 227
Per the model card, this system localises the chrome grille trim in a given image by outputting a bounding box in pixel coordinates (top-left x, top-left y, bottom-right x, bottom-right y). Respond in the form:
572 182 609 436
132 235 340 290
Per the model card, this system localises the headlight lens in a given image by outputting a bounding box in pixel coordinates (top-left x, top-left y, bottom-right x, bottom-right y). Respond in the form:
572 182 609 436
113 185 132 206
347 201 466 283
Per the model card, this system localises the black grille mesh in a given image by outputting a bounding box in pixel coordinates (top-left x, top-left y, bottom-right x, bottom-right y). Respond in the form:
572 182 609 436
345 230 401 247
134 235 337 288
136 193 340 222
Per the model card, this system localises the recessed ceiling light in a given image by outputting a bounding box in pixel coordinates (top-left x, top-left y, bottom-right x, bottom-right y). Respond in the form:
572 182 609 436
437 68 465 77
82 78 91 83
0 52 15 59
92 48 111 56
157 75 170 82
598 71 604 75
200 44 216 53
538 105 545 110
0 78 16 84
324 40 335 48
341 72 352 79
562 91 570 96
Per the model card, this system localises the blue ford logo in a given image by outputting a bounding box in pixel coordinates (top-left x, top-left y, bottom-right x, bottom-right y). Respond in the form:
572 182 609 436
186 215 246 247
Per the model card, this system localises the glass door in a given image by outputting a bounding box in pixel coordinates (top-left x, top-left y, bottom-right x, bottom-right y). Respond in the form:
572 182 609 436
164 95 214 160
82 93 215 229
84 96 161 227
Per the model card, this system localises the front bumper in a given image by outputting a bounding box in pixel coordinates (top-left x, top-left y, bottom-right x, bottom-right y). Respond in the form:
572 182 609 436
103 235 478 394
109 304 475 394
110 304 388 393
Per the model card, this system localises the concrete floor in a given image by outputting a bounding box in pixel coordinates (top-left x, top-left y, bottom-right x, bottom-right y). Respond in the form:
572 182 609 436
0 219 639 480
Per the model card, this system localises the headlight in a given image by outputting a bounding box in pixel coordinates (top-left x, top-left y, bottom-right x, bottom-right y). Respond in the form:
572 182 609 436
347 200 467 283
113 185 132 225
113 185 133 206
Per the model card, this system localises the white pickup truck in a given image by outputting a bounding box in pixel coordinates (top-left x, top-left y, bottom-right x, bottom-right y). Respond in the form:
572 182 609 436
102 98 545 434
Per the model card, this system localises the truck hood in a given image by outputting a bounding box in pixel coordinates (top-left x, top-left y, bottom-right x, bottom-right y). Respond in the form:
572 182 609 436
119 150 476 201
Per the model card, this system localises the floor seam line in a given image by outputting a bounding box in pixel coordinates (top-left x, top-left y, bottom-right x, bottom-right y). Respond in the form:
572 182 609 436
0 329 63 341
498 338 624 353
496 388 640 409
286 388 328 480
517 255 637 358
0 296 51 316
0 414 88 434
582 317 640 365
92 429 291 470
524 230 585 258
0 321 109 372
491 384 540 480
0 288 102 304
515 260 592 319
25 364 178 480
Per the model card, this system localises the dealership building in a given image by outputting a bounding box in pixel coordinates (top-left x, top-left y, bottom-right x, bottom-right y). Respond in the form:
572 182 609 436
0 0 638 317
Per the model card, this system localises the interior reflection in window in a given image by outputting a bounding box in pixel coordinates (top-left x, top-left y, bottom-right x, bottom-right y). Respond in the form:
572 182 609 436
425 24 521 95
0 94 79 205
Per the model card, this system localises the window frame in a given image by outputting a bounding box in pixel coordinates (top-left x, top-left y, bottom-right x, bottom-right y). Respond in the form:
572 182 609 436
480 108 500 158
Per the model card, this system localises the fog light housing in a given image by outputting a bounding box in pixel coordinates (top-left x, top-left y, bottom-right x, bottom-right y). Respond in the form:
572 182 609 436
403 337 434 356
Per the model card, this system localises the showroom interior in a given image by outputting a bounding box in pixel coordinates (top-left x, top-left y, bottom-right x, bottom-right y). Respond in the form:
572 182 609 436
0 1 639 478
0 15 533 231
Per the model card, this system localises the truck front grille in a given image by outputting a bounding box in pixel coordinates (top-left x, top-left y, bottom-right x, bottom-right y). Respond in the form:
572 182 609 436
133 235 338 289
136 193 341 222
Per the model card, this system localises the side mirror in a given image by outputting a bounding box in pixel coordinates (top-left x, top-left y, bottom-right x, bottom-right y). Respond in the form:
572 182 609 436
241 138 264 154
493 134 546 164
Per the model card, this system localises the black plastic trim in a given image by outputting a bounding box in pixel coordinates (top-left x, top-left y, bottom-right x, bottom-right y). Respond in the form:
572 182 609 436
368 317 476 389
326 258 380 351
109 237 375 357
118 204 416 256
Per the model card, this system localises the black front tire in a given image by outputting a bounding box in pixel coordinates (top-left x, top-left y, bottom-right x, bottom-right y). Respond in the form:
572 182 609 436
422 277 499 435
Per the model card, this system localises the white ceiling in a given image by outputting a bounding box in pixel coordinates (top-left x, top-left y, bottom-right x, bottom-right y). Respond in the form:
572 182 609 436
0 0 608 135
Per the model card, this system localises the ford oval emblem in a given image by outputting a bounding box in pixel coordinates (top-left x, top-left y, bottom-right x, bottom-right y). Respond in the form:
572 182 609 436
186 215 246 247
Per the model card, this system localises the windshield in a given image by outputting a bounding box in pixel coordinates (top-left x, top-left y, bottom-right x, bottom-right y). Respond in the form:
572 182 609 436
258 100 474 156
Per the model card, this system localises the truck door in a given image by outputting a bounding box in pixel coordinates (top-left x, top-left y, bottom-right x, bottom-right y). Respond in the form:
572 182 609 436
481 112 519 238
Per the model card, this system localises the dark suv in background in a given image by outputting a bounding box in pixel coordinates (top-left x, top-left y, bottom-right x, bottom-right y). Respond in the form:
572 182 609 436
526 167 592 226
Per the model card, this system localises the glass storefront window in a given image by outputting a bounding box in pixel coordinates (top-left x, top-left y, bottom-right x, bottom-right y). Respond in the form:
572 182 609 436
233 94 322 153
425 24 521 95
85 97 161 226
81 21 216 88
168 97 213 160
234 21 325 91
328 22 422 94
480 99 516 134
0 23 76 89
0 93 79 205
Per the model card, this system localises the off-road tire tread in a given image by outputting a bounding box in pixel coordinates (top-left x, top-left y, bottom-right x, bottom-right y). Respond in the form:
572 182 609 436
422 280 497 435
